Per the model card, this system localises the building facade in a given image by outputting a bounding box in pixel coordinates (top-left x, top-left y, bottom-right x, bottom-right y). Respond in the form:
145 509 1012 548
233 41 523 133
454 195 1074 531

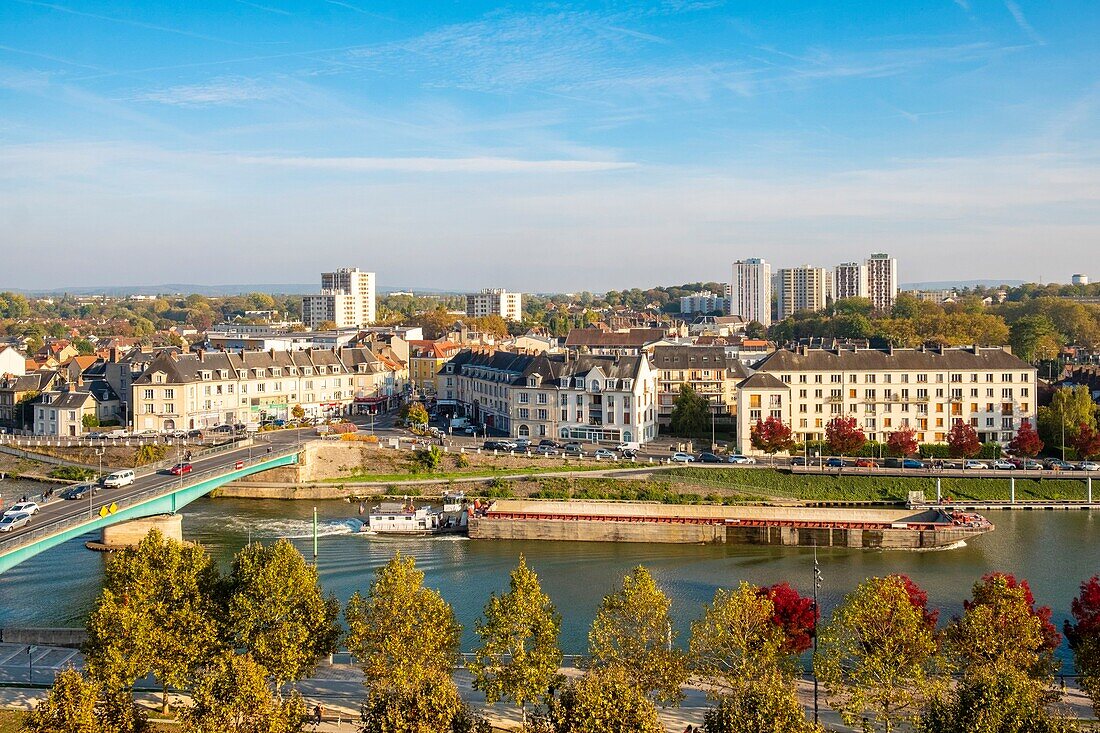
735 345 1038 454
777 266 832 319
407 340 462 397
679 292 726 315
302 267 376 329
866 253 898 313
465 289 523 322
652 346 748 432
833 262 869 301
730 258 772 327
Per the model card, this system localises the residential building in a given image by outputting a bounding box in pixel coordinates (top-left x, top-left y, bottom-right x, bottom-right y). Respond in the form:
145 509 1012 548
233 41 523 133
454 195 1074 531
338 346 408 414
407 340 462 396
777 266 832 319
0 370 61 432
302 267 376 329
652 346 748 432
730 258 772 326
437 349 660 444
866 253 898 313
688 315 747 337
466 288 523 321
907 289 956 304
679 292 726 315
833 262 868 301
564 328 667 356
33 380 120 437
734 345 1038 454
0 346 26 377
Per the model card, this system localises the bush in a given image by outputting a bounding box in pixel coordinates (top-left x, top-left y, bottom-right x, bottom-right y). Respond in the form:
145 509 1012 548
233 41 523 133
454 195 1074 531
49 465 96 481
483 478 513 498
132 444 168 466
330 421 357 435
455 453 471 468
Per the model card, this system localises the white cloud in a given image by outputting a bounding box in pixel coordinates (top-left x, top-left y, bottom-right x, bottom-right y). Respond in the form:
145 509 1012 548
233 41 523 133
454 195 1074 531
1003 0 1045 45
136 77 284 107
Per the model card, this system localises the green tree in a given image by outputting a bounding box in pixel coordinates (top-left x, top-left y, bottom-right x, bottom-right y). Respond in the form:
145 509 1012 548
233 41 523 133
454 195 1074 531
82 413 101 430
669 384 710 439
1010 315 1063 363
470 557 562 723
223 539 341 691
182 653 305 733
402 402 429 426
291 404 305 421
85 530 223 714
589 566 687 706
360 668 490 733
701 676 820 733
815 575 943 732
25 668 149 733
415 445 443 471
345 553 462 694
1038 386 1097 453
689 582 793 695
548 666 663 733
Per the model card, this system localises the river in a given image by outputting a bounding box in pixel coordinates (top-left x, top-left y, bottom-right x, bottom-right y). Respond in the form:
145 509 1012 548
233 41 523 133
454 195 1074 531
1 480 1097 667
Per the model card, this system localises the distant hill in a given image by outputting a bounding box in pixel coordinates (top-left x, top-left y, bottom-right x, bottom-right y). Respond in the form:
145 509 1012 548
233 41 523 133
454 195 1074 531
2 283 461 297
900 279 1027 290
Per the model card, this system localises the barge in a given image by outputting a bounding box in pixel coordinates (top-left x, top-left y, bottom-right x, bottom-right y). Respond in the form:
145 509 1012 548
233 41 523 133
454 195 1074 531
469 500 992 549
359 493 469 535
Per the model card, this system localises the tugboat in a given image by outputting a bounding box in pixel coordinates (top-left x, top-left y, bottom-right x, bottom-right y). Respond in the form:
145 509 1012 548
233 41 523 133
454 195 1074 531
359 493 469 535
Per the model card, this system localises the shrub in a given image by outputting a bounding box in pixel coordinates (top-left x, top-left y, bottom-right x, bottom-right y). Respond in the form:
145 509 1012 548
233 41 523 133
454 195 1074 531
330 421 357 435
49 465 96 481
455 453 470 468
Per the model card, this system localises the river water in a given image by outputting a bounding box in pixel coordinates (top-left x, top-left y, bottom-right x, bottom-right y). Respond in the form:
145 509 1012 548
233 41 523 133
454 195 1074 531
1 480 1098 667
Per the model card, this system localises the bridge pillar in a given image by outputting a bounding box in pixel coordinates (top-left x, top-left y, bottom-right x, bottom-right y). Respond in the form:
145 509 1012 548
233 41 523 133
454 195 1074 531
1010 477 1015 504
94 514 183 550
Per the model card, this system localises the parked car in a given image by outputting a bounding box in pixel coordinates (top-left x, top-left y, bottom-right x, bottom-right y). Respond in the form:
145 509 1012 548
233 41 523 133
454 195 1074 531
3 501 40 518
1079 461 1100 471
594 448 616 459
0 512 31 533
186 429 204 438
824 457 847 468
105 429 129 439
992 459 1016 470
562 442 583 453
855 458 878 468
696 452 723 463
483 440 505 451
727 454 757 464
168 462 193 476
533 445 559 456
85 431 106 440
514 438 532 450
789 456 807 466
103 469 136 487
670 452 695 463
134 429 160 438
616 441 641 453
61 483 98 500
1045 459 1073 471
538 439 561 448
964 460 989 470
901 458 926 469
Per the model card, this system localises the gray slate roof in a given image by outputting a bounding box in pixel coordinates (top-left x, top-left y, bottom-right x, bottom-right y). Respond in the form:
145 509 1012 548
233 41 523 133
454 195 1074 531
755 346 1033 373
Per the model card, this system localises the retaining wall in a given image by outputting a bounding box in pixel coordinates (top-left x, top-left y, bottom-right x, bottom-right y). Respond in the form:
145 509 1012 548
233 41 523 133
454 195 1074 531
0 627 87 648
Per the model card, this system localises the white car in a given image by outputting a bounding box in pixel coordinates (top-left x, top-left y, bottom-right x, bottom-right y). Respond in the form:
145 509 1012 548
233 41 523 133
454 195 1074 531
0 512 31 532
963 460 989 470
992 459 1016 470
727 455 757 464
671 452 695 463
1079 461 1100 472
3 502 40 518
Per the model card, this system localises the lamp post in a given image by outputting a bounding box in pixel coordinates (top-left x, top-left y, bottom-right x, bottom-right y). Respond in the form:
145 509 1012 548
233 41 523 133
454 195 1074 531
94 447 104 519
812 546 823 725
27 645 34 685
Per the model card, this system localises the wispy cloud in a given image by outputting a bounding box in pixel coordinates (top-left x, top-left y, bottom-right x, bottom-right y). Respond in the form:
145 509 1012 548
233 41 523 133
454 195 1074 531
13 0 246 46
233 0 291 17
1003 0 1045 45
237 154 635 173
136 77 284 107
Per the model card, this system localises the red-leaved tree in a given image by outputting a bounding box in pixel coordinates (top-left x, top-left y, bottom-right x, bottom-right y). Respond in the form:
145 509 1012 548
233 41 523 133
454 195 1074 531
1073 423 1100 461
891 574 939 630
758 582 817 654
1009 420 1044 458
825 416 866 456
1066 576 1100 716
886 427 919 458
946 421 981 459
750 416 795 455
965 572 1060 654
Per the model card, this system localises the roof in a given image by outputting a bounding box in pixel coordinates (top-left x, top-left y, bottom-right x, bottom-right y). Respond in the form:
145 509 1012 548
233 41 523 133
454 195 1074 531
651 346 749 379
442 349 647 387
564 328 666 349
737 372 789 390
755 346 1034 373
407 340 462 358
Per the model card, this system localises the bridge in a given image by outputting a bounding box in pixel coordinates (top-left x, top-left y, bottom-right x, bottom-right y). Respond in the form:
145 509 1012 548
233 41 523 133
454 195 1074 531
0 435 302 575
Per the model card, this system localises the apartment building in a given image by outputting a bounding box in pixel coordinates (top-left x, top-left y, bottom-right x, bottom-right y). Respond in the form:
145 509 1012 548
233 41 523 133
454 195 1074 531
302 267 376 329
563 328 667 356
777 266 832 319
652 346 748 431
33 380 121 437
1 370 62 431
730 258 772 326
407 340 462 396
679 292 726 315
437 349 660 444
866 253 898 313
466 289 523 321
833 262 869 301
735 345 1038 454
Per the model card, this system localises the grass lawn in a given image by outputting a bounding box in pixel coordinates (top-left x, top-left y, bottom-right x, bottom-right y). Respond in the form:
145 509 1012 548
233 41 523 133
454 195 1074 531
654 467 1094 503
0 710 23 733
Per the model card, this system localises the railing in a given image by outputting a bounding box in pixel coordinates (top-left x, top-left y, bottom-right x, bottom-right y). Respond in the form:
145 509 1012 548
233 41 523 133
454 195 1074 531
0 445 300 555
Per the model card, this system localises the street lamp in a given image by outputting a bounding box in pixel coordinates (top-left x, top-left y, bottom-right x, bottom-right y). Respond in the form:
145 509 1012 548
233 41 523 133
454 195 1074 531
812 547 823 725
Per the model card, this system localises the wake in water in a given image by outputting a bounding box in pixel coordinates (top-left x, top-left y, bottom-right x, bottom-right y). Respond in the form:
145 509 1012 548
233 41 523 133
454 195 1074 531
216 515 357 540
909 540 968 553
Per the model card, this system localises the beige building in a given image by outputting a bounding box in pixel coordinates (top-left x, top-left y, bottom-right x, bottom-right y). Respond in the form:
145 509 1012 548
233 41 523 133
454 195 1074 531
735 345 1038 454
652 346 748 432
833 262 868 301
730 258 772 326
777 266 832 319
302 267 376 329
866 253 898 313
466 288 523 321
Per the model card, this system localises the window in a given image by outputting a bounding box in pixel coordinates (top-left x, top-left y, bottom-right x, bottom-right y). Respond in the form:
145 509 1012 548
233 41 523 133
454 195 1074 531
143 389 154 400
165 403 174 414
518 392 530 404
537 409 548 420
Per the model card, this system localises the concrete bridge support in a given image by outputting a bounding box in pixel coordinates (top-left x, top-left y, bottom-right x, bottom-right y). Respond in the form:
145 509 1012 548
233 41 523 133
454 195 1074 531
96 514 183 550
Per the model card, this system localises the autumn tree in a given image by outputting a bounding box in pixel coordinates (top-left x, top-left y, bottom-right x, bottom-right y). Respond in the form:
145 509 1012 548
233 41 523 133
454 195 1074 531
345 553 462 694
291 404 305 420
758 582 817 655
1066 575 1100 716
701 679 820 733
547 666 663 733
1038 386 1097 453
401 401 430 426
815 575 943 732
85 530 223 714
1008 420 1044 458
1072 422 1100 460
26 668 149 733
588 566 688 706
360 668 490 733
182 653 305 733
750 417 795 455
886 427 919 458
964 573 1060 660
669 384 710 439
946 422 981 459
222 539 341 691
470 557 562 724
825 416 866 457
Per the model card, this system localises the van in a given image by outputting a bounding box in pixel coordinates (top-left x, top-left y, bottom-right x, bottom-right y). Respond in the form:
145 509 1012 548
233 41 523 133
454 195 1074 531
617 441 641 453
103 469 135 488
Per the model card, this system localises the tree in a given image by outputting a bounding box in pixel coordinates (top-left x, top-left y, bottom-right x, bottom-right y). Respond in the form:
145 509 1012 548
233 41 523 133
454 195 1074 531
402 402 429 426
84 530 223 714
744 321 767 339
825 416 866 457
701 676 820 733
470 557 562 724
917 667 1077 733
962 573 1060 673
548 666 663 733
26 668 149 733
946 422 981 459
690 583 792 695
182 653 305 733
315 320 338 331
815 575 943 732
223 539 341 691
588 566 688 706
82 413 101 430
758 583 817 655
1072 422 1100 460
360 668 489 733
886 427 919 458
750 417 795 455
1010 315 1063 363
1038 386 1097 450
1066 576 1100 716
291 404 305 421
669 384 710 439
470 315 509 339
1009 421 1044 458
345 553 462 694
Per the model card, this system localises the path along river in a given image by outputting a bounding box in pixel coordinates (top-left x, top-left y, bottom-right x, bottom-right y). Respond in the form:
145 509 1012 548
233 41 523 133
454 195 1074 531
1 480 1097 668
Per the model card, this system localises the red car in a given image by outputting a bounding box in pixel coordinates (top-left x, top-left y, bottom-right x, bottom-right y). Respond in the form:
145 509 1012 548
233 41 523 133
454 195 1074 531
169 462 193 476
855 458 878 468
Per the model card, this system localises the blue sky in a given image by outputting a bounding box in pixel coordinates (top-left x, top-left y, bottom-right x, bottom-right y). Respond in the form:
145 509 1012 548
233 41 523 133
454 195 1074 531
1 1 1098 292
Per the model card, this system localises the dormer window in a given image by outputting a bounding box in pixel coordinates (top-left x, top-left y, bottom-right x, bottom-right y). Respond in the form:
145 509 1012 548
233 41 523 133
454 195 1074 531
218 370 228 379
272 368 282 377
255 369 266 379
200 371 212 381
